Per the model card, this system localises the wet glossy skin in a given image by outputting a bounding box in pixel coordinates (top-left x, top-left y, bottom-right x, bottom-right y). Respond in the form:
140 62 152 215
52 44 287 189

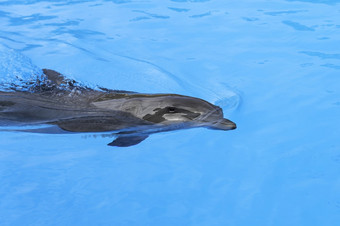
0 69 236 147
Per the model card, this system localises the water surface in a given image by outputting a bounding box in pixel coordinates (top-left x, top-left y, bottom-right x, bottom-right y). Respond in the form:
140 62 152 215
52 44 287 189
0 0 340 225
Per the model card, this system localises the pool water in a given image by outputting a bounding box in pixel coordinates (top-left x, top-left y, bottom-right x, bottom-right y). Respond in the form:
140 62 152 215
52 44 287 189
0 0 340 225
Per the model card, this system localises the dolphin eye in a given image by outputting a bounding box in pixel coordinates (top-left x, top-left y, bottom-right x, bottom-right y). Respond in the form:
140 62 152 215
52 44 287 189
167 107 177 113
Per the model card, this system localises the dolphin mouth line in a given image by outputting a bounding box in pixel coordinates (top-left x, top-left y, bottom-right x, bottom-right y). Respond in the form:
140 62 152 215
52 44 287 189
204 119 237 130
192 107 237 130
217 119 237 130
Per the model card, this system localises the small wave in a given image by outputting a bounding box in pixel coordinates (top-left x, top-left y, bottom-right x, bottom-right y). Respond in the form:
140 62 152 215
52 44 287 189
215 94 241 115
0 44 43 92
196 81 242 115
0 45 100 93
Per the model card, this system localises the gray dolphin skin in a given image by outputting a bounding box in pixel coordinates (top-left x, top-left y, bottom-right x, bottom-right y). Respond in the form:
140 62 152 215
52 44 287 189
0 69 236 147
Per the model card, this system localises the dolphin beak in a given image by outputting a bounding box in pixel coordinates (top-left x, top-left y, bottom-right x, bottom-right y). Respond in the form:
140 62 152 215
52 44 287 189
208 118 237 131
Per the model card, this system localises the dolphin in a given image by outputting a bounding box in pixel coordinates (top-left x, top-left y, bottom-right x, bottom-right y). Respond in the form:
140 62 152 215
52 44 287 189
0 69 236 147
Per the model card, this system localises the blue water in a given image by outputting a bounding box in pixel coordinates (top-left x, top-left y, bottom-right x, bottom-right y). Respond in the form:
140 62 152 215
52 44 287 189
1 0 340 225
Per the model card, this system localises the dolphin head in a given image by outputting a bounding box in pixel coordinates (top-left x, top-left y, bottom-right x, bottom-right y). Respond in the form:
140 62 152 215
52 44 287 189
140 95 236 130
101 94 236 131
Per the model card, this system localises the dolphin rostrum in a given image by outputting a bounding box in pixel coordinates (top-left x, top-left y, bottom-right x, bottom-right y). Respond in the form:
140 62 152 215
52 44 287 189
0 69 236 147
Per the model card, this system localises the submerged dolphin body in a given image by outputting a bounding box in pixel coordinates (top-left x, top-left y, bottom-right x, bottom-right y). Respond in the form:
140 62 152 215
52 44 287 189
0 69 236 147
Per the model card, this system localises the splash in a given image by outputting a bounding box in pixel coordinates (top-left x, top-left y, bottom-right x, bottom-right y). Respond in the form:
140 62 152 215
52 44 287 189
0 45 96 93
0 44 43 92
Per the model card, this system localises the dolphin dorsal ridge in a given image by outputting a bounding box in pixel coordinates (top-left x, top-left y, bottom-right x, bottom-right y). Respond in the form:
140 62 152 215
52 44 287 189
42 69 76 87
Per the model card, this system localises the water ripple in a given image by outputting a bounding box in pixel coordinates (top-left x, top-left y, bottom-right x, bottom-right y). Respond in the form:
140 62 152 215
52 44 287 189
190 12 211 18
170 0 210 2
0 0 90 6
300 51 340 60
321 63 340 70
285 0 340 4
242 17 259 22
264 10 308 16
44 20 81 27
130 16 151 22
132 10 170 19
282 20 315 31
20 44 43 52
51 28 105 39
168 7 190 12
9 14 58 26
0 35 24 44
0 10 11 17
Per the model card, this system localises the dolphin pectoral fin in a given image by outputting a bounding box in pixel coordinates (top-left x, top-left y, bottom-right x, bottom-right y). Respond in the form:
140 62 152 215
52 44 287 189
108 135 149 147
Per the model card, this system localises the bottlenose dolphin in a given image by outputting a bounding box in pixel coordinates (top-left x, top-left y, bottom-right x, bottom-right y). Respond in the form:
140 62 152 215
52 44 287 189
0 69 236 147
